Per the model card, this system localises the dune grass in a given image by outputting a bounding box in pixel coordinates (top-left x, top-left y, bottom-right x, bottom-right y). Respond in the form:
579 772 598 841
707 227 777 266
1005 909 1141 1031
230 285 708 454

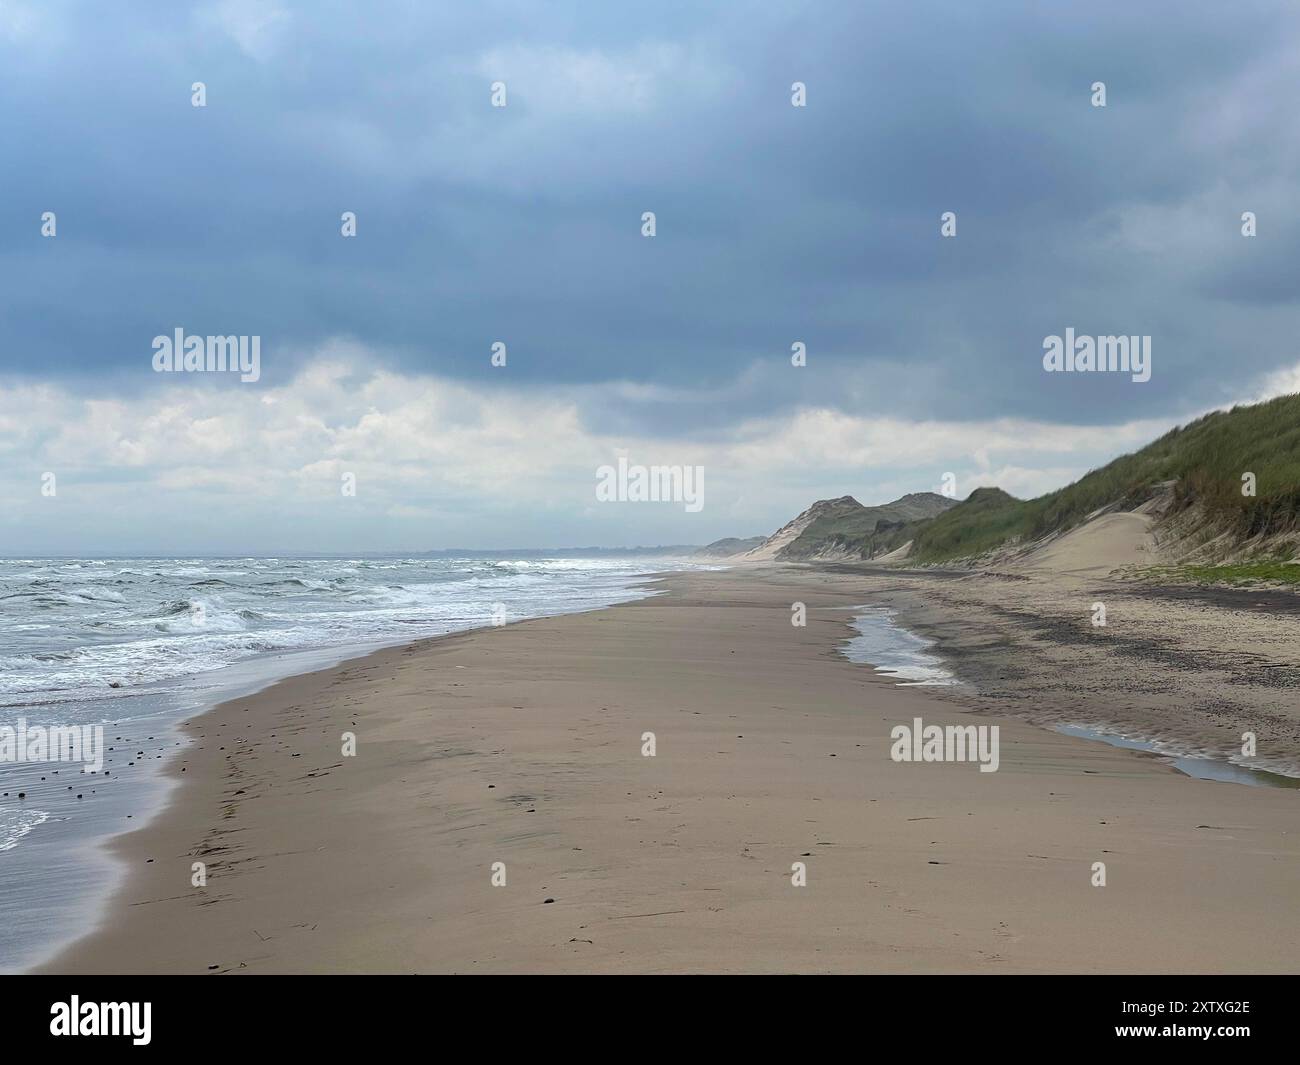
1132 562 1300 587
905 394 1300 563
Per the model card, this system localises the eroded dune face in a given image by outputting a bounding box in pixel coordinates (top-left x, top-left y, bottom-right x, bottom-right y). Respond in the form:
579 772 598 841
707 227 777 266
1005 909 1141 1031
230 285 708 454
1015 512 1155 575
741 494 956 562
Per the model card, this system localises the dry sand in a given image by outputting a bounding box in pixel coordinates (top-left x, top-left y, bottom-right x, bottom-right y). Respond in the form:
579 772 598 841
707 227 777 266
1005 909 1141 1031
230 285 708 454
43 567 1300 974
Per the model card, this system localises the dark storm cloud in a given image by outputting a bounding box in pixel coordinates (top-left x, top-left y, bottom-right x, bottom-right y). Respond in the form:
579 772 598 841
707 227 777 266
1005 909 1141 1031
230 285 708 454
2 0 1298 429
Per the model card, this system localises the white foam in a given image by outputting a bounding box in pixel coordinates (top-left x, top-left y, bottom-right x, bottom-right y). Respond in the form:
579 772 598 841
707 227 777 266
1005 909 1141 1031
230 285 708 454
841 606 958 686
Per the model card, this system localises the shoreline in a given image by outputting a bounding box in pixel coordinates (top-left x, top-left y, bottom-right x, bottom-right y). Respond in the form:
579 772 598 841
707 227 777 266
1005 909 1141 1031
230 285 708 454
5 640 433 975
5 565 675 974
42 566 1300 973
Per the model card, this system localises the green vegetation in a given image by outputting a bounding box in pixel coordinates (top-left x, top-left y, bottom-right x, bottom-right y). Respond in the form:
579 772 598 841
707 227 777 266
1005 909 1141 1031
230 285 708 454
1131 562 1300 586
780 493 954 559
902 394 1300 563
907 487 1025 561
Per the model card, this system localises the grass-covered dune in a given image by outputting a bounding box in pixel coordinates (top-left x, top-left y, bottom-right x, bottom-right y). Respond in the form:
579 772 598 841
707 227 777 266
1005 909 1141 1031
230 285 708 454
903 393 1300 563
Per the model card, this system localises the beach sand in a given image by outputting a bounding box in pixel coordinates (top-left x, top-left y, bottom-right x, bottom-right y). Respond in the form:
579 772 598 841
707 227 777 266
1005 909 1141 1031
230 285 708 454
43 567 1300 973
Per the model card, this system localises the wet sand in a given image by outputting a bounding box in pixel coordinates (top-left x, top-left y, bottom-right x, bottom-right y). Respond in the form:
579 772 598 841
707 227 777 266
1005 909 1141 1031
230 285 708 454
43 567 1300 973
839 564 1300 775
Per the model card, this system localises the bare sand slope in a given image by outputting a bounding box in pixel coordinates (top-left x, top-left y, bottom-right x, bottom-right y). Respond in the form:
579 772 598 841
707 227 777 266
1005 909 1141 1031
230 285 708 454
44 568 1300 974
739 517 808 560
1015 512 1155 576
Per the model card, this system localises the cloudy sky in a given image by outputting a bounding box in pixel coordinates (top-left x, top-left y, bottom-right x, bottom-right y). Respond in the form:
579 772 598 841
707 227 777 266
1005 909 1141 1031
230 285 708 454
1 0 1298 553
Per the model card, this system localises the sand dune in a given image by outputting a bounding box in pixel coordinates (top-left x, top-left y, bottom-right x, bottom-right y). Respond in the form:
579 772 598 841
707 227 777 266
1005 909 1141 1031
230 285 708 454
1015 512 1155 575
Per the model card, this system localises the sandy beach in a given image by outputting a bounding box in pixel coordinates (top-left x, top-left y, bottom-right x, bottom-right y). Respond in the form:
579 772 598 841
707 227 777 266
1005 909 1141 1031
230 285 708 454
42 565 1300 974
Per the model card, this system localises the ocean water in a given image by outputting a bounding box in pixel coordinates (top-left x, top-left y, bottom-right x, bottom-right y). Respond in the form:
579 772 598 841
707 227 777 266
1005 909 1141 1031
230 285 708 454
841 606 959 686
1054 724 1300 789
0 555 703 971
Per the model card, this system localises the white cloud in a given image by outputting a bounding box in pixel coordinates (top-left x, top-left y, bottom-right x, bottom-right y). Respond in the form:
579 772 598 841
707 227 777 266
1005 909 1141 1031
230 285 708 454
1250 358 1300 403
476 41 728 116
2 341 1294 552
0 1 39 42
198 0 290 62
